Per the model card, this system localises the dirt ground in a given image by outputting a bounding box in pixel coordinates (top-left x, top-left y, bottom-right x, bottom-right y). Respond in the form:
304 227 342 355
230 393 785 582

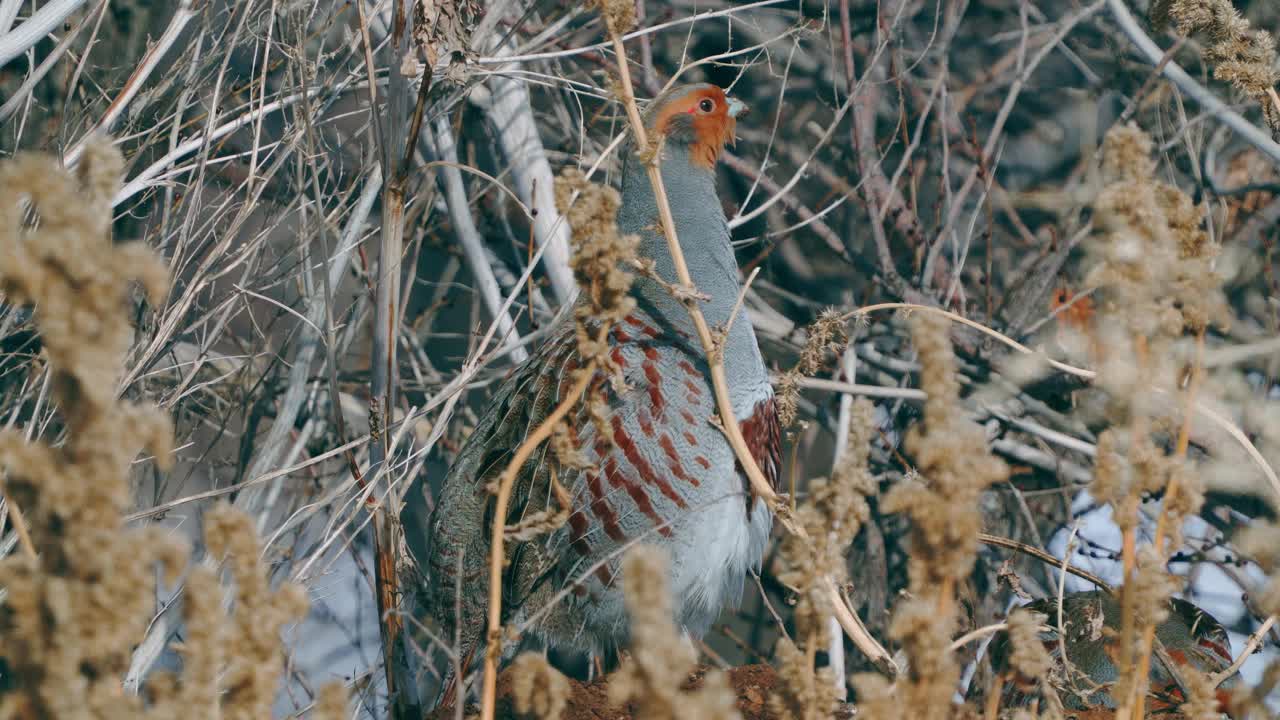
431 664 813 720
430 661 1208 717
429 665 1204 719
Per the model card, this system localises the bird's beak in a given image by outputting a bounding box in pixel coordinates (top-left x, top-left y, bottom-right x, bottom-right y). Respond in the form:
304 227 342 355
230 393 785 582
726 97 747 119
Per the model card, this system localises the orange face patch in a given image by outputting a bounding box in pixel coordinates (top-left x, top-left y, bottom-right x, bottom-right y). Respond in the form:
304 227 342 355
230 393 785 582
650 86 737 169
1050 287 1094 333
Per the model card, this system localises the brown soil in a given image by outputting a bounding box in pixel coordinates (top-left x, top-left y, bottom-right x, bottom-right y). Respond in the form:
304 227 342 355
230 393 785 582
427 669 1199 719
429 663 823 720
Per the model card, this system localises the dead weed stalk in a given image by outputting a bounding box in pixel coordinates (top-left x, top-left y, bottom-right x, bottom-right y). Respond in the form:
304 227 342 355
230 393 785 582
0 138 347 719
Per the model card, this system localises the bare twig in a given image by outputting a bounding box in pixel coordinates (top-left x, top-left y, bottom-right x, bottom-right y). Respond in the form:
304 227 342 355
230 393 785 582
0 0 107 122
840 0 913 285
474 0 790 65
1106 0 1280 165
428 115 529 364
1214 615 1278 686
848 303 1280 499
0 0 86 67
479 355 602 720
475 44 576 304
63 1 196 167
978 532 1113 591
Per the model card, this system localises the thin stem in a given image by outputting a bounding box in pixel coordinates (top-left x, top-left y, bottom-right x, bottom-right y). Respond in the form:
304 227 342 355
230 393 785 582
1128 329 1207 713
2 491 35 560
608 32 775 510
1214 615 1277 686
479 355 602 720
977 531 1112 591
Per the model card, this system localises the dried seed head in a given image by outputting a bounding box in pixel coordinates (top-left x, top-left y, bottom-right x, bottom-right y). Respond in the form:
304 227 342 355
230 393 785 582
1153 0 1280 134
769 636 840 720
775 369 802 428
590 0 637 36
555 167 639 393
1006 609 1053 682
509 653 571 720
611 545 740 720
875 312 1009 718
798 308 849 376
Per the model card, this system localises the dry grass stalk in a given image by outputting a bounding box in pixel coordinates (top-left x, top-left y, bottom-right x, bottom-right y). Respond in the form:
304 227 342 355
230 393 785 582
610 545 740 720
509 652 571 720
769 397 874 719
473 322 596 720
1082 123 1226 717
858 312 1008 720
0 138 345 719
477 167 640 719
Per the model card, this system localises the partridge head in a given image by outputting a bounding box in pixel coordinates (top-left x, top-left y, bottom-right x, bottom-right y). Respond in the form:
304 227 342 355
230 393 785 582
643 83 745 167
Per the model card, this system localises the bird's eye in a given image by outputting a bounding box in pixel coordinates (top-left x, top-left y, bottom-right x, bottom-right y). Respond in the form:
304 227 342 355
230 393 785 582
698 98 715 113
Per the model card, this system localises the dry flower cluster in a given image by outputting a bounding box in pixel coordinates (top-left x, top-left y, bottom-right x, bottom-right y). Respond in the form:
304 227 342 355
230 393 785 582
608 547 740 720
553 167 640 393
847 314 1009 720
775 309 851 428
0 140 347 718
1152 0 1280 134
1003 608 1059 714
769 396 874 719
1080 122 1226 716
495 169 643 547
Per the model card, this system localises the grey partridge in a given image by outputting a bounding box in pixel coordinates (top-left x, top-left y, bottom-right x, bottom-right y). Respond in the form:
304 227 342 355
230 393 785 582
983 590 1234 714
409 84 779 693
